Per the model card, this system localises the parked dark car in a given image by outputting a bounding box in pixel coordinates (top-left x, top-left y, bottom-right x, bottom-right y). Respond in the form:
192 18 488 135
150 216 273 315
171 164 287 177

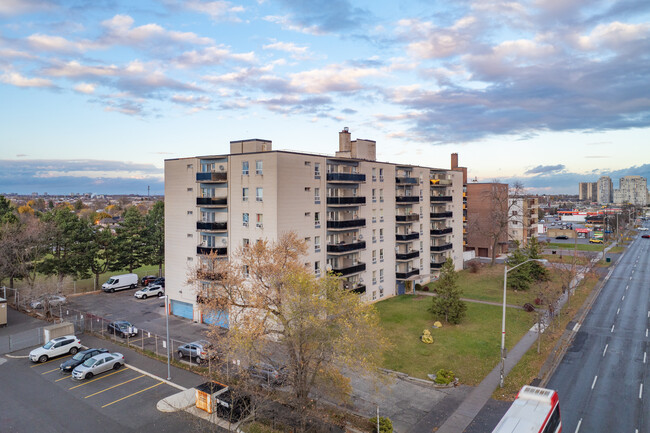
247 362 288 386
149 277 165 288
60 348 108 373
141 275 157 286
107 320 138 338
555 235 569 240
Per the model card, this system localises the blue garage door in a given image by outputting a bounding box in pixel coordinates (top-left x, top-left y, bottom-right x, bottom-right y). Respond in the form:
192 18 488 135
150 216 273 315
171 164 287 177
203 310 229 328
171 300 193 320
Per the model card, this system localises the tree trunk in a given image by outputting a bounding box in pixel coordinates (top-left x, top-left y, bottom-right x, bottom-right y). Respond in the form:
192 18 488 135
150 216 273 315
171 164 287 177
9 276 14 289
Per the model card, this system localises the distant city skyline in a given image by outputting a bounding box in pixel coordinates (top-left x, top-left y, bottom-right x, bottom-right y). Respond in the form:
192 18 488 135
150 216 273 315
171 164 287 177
2 1 649 195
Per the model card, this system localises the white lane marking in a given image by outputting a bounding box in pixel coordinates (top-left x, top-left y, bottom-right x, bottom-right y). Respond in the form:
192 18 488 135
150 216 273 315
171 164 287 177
574 418 582 433
592 376 598 389
644 352 646 364
617 308 620 315
647 329 648 337
626 285 629 290
573 323 581 332
640 384 643 399
622 295 625 301
611 325 615 333
603 344 608 357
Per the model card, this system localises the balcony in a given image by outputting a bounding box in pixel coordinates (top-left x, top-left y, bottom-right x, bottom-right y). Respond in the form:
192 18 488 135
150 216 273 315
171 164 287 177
430 243 453 252
197 197 228 206
327 219 366 229
326 173 366 183
331 263 366 276
196 172 227 182
396 251 420 260
327 197 366 206
430 227 453 235
197 246 227 256
430 178 452 186
430 261 446 269
396 214 420 223
396 232 419 241
197 221 227 231
396 269 419 279
430 195 453 202
430 211 453 219
395 177 418 184
396 196 419 203
327 241 366 254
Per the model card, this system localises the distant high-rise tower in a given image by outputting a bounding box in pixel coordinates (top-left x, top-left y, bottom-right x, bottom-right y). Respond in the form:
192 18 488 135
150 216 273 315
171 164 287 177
579 182 597 201
597 176 613 204
614 176 648 206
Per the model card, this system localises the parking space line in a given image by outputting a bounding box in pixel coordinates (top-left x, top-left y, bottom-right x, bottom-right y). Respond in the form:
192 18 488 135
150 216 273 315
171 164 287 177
101 381 164 408
42 367 61 375
55 375 73 382
85 375 145 398
31 355 72 368
69 368 129 389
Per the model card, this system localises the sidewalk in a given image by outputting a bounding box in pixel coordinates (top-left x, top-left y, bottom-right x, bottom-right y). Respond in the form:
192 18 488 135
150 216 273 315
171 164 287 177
432 244 617 433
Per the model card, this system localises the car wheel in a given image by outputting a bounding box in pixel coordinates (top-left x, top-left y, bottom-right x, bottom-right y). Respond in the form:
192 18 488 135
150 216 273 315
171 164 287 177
177 351 184 359
113 363 122 370
38 355 48 363
130 284 135 289
69 347 78 355
119 332 125 338
157 292 163 297
86 372 93 379
110 288 115 293
142 294 147 299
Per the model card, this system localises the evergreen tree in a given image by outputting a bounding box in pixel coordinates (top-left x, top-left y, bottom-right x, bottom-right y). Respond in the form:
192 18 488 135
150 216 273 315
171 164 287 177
430 258 467 324
110 206 147 273
87 220 115 290
0 195 18 224
525 236 549 281
505 242 533 291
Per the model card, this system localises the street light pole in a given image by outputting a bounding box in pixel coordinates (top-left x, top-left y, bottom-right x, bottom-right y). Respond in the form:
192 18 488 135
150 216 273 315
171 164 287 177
165 295 171 381
500 258 547 388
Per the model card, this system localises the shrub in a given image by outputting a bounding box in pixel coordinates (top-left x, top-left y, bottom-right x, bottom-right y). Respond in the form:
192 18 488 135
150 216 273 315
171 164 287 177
466 260 482 273
434 369 455 385
414 283 422 291
369 416 393 433
421 285 430 292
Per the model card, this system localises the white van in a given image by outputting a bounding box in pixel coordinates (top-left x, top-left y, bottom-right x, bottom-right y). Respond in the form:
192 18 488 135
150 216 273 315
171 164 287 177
102 274 139 293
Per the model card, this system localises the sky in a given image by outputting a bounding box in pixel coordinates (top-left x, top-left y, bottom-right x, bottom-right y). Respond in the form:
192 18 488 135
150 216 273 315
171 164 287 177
1 0 649 196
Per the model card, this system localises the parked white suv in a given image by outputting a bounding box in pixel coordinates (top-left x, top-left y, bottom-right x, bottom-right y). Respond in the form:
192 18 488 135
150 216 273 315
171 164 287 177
134 284 164 299
29 335 81 363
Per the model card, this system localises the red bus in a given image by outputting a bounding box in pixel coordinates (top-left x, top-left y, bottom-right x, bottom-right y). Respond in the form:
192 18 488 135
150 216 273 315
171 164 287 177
491 385 562 433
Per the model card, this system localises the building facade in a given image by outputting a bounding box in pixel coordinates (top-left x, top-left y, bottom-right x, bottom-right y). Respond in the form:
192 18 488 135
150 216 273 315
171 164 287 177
164 129 464 325
613 176 648 206
578 182 597 202
508 197 539 247
465 183 509 258
597 176 613 204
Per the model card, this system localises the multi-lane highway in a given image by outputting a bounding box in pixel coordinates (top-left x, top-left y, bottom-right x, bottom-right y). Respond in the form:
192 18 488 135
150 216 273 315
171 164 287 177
547 224 649 432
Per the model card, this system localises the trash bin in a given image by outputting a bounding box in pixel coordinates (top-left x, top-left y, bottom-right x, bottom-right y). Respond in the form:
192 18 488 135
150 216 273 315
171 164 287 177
606 257 611 263
0 297 6 327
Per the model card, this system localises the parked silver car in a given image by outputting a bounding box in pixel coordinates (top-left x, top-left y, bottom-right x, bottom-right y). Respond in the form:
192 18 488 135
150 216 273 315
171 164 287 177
30 294 67 309
72 352 125 380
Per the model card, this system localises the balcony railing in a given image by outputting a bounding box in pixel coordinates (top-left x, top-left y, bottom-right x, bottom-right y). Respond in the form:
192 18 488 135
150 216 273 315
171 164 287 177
326 219 366 229
430 227 453 235
197 222 227 231
396 196 419 203
331 263 366 276
326 173 366 183
430 211 453 219
327 241 366 254
430 243 453 252
326 197 366 206
197 246 227 255
395 177 418 184
351 284 366 294
196 172 227 182
396 251 420 260
430 261 446 269
396 269 419 279
430 178 452 186
396 232 419 241
396 214 420 222
430 195 453 202
197 197 228 206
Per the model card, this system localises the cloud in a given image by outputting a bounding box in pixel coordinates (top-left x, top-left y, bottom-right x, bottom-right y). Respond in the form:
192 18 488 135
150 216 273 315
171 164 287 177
524 164 566 175
396 17 479 60
0 159 164 195
265 0 370 34
26 34 98 53
263 40 309 58
173 46 256 67
289 64 383 93
0 71 54 88
74 82 96 94
0 0 52 16
184 0 245 22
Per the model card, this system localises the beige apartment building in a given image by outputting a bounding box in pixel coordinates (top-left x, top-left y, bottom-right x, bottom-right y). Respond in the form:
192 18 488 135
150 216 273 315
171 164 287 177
508 197 539 247
164 129 464 326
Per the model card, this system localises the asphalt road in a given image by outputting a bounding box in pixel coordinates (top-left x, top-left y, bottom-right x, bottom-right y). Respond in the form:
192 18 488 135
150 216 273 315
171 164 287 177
547 229 650 432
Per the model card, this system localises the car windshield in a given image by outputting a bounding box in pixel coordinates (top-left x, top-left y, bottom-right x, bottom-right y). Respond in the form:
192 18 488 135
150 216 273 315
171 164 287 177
72 352 85 361
106 278 115 284
117 323 129 329
82 358 96 367
43 341 55 349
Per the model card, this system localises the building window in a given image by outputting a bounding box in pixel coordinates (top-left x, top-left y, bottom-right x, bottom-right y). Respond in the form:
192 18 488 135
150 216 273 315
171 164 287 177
243 265 250 277
256 213 263 228
315 236 321 252
242 213 249 226
380 189 384 202
379 286 384 298
380 209 384 222
256 187 263 202
187 187 193 192
315 187 320 203
315 163 321 178
372 271 377 285
372 250 377 264
305 187 311 192
243 238 250 247
187 233 193 238
242 161 249 175
315 261 321 276
420 258 424 270
304 161 311 166
372 291 377 300
187 210 193 215
380 269 384 282
315 212 321 227
379 249 384 262
242 187 249 201
372 189 377 203
379 228 384 242
256 160 263 175
372 167 377 182
379 168 384 181
372 209 377 223
372 229 377 243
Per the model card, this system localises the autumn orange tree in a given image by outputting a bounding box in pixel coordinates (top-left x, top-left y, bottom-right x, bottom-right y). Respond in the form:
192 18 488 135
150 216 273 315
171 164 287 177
189 232 388 413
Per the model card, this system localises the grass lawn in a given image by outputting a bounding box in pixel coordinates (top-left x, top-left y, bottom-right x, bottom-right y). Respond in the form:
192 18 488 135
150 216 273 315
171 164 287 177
545 242 607 252
376 295 534 385
541 254 591 266
450 264 542 306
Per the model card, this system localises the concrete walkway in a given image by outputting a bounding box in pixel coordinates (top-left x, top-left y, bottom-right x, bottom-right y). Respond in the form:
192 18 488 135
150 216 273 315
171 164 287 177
432 244 616 433
414 291 523 309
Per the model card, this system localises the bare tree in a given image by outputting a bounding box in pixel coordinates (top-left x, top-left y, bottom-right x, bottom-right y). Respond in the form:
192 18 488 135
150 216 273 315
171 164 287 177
0 214 51 290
